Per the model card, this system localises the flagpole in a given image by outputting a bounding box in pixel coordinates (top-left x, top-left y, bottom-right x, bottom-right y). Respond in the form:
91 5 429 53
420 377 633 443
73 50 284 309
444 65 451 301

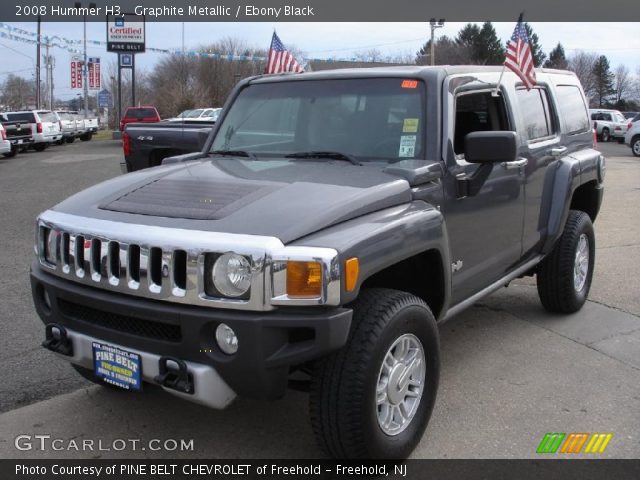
492 65 506 97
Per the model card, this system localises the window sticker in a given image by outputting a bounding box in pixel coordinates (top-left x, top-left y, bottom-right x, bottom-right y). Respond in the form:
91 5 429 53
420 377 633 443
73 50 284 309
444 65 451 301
403 118 419 133
399 135 416 157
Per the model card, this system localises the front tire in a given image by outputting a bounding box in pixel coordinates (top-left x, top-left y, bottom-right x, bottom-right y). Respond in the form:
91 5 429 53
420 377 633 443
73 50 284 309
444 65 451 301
537 210 595 313
310 289 439 459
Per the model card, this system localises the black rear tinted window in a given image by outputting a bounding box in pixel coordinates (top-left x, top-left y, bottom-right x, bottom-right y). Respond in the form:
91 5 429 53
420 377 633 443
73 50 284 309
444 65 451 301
556 86 589 134
125 108 157 119
6 112 36 123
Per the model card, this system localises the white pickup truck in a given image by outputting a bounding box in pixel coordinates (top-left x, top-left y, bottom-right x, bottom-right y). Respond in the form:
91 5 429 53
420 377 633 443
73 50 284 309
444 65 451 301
589 108 628 143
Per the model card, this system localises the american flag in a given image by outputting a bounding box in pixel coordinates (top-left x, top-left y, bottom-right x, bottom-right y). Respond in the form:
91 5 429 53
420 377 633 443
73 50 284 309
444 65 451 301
265 32 304 74
504 14 536 90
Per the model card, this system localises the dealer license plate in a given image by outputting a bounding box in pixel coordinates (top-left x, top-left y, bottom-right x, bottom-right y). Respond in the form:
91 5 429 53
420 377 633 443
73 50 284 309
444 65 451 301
92 342 142 391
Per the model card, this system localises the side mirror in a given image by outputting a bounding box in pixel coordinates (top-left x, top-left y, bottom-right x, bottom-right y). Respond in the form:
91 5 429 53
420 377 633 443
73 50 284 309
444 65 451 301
465 131 518 164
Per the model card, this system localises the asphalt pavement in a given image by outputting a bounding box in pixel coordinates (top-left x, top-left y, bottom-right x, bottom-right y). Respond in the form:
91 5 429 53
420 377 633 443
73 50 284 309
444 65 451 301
0 139 638 459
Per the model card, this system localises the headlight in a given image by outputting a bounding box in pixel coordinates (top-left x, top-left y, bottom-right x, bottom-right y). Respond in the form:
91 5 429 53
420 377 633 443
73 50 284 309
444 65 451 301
212 253 251 298
45 228 59 265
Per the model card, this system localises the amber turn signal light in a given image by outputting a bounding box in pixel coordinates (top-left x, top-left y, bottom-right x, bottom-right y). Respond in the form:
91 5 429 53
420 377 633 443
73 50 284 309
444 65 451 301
344 257 359 292
287 261 322 298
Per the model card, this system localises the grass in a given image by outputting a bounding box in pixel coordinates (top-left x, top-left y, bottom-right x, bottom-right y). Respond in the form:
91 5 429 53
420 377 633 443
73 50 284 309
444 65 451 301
92 130 118 141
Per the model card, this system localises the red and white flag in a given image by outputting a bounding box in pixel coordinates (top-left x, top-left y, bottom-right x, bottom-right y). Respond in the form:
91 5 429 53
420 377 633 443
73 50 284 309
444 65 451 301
504 14 536 90
265 31 304 74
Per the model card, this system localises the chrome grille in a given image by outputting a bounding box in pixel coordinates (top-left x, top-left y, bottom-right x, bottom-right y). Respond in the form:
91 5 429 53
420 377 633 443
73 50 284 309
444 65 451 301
43 229 189 298
36 210 284 311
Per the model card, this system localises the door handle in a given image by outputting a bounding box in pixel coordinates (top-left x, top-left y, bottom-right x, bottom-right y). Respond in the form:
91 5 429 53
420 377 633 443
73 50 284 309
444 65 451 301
550 146 568 157
502 158 528 170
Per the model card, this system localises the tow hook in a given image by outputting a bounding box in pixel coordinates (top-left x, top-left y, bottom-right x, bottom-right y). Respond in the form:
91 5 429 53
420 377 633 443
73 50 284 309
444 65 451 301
42 323 73 356
154 357 194 394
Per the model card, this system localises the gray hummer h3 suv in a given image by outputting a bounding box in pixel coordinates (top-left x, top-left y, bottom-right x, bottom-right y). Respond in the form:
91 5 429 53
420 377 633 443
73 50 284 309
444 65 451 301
31 66 605 459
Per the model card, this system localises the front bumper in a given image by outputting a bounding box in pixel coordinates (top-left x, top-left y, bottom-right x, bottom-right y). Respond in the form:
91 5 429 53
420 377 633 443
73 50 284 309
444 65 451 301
31 263 352 404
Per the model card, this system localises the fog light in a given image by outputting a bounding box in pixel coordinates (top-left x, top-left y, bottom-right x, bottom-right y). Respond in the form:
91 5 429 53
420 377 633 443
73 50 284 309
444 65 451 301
215 323 238 355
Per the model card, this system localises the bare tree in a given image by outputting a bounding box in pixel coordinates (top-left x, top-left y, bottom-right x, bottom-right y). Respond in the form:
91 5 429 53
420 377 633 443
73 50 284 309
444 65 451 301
567 51 598 104
0 74 36 110
614 64 631 104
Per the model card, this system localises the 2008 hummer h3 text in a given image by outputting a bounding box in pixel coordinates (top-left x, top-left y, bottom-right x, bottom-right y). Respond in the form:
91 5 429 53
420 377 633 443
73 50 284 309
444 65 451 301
31 66 605 459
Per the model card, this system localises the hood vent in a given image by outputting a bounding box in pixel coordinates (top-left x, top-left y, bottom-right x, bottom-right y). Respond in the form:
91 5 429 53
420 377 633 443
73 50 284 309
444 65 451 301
99 178 277 220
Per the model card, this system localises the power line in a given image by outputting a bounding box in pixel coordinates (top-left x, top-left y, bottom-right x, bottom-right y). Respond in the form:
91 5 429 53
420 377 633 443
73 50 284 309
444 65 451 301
0 41 35 61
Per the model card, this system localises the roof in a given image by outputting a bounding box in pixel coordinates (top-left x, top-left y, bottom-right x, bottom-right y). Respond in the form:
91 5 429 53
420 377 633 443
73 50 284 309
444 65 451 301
250 65 577 84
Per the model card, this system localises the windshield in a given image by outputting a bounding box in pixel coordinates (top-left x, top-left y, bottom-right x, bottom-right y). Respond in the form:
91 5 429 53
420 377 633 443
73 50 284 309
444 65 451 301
210 78 426 161
184 109 204 118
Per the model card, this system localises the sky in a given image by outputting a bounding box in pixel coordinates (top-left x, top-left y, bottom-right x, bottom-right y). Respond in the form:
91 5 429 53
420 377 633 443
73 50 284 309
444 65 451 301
0 21 639 103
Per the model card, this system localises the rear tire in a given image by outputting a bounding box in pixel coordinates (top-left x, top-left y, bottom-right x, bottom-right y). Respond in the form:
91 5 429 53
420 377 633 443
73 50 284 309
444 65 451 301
600 128 610 142
80 132 92 141
537 210 595 313
631 136 640 157
33 143 47 152
310 288 439 459
66 136 75 144
3 146 17 158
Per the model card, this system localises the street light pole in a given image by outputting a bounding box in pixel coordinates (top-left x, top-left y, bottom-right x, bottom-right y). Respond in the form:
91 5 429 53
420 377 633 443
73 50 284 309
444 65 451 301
429 18 445 66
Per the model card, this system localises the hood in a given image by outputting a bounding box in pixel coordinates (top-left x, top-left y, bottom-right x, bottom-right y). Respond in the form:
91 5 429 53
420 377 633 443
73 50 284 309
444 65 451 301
53 157 412 243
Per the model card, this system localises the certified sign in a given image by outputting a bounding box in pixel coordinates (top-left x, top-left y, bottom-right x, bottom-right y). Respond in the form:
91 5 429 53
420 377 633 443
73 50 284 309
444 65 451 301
106 14 145 53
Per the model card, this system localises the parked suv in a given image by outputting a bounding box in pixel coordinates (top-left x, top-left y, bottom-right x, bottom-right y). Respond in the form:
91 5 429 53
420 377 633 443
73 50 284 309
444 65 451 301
0 123 10 156
590 108 628 142
55 110 80 143
1 112 34 157
5 110 62 151
31 67 604 459
625 118 640 156
119 106 161 131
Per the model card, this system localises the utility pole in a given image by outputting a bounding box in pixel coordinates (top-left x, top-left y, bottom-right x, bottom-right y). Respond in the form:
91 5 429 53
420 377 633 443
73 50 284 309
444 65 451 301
429 18 445 66
75 2 96 117
49 54 55 109
36 15 41 109
82 12 88 117
43 42 50 109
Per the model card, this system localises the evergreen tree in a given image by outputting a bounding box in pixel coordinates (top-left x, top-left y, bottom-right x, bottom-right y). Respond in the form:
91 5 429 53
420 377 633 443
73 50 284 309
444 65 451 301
544 43 568 69
475 22 505 65
456 23 481 52
454 22 504 65
524 23 546 67
592 55 615 107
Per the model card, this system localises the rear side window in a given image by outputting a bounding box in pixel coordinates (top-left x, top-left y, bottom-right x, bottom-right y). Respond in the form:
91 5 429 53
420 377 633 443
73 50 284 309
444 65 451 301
6 112 36 123
516 87 555 141
557 86 590 134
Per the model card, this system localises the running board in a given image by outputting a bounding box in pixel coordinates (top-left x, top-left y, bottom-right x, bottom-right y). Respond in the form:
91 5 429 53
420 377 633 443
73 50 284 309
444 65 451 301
443 256 543 322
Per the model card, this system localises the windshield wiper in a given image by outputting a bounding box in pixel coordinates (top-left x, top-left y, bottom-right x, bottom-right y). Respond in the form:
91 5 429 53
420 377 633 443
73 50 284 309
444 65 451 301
285 151 361 166
210 149 258 159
